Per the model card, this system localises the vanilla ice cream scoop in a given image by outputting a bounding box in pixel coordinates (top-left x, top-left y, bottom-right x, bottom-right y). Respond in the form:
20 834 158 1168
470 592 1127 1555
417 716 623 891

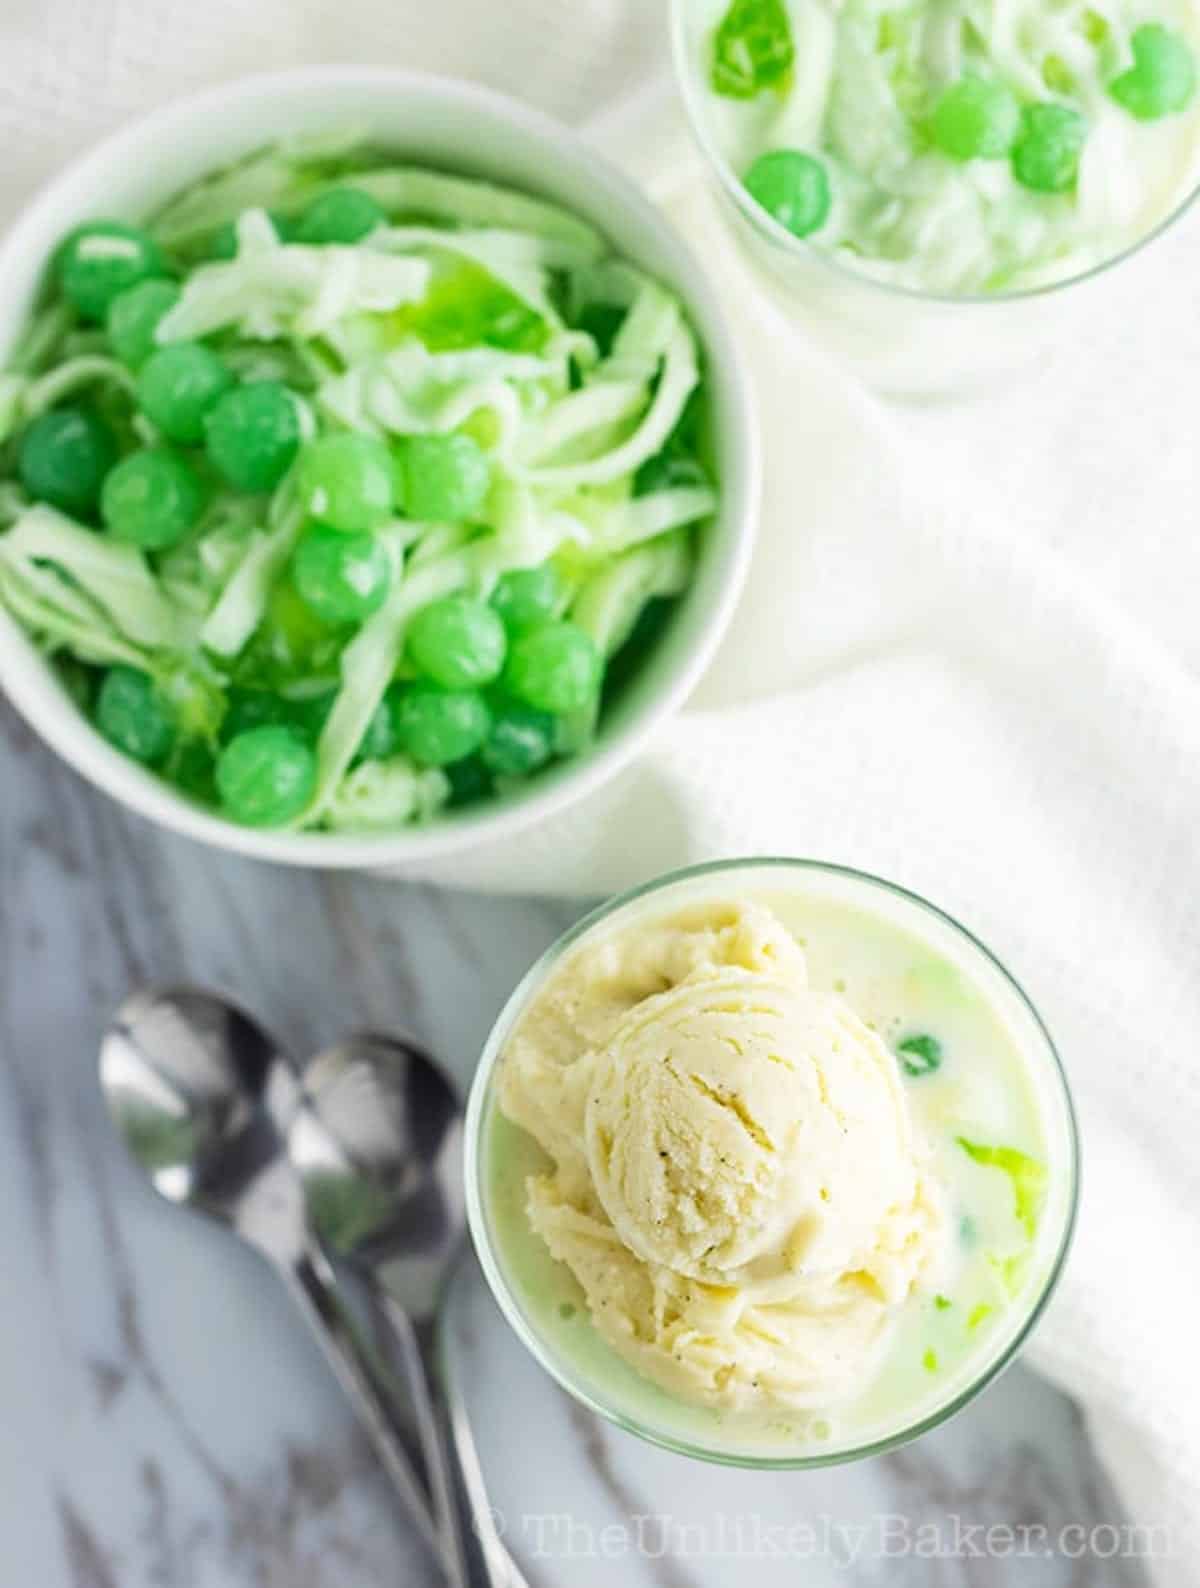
586 964 926 1294
498 900 946 1412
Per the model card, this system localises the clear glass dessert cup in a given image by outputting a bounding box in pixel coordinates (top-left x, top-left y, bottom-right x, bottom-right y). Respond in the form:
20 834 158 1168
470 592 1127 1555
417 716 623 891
465 857 1079 1470
669 0 1200 397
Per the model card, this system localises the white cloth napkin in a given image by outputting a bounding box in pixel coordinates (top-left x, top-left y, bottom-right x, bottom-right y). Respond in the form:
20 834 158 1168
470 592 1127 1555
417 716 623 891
4 3 1199 1576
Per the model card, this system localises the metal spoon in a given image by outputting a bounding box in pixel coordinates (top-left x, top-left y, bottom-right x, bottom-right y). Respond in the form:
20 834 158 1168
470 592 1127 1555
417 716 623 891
291 1033 527 1588
98 988 443 1567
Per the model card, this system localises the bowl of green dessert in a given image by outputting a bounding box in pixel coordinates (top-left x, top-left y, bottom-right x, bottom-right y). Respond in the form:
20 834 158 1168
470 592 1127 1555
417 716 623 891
673 0 1200 389
0 69 757 866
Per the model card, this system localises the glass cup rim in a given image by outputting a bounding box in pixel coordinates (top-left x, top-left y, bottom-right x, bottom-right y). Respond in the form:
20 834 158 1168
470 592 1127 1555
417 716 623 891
465 855 1081 1470
668 0 1200 309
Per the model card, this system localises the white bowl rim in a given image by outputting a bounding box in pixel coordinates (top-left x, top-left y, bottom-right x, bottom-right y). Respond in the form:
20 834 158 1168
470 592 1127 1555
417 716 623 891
0 65 760 870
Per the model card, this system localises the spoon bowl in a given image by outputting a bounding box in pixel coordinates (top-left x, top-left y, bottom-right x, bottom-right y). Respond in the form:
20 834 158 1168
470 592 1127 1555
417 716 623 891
99 987 296 1227
291 1033 464 1321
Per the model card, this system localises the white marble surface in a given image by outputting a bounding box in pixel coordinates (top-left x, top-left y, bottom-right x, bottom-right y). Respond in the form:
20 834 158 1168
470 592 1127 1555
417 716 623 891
1 695 1145 1587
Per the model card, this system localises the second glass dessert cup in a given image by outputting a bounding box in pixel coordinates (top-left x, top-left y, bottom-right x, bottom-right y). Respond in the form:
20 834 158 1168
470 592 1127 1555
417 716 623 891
669 0 1200 397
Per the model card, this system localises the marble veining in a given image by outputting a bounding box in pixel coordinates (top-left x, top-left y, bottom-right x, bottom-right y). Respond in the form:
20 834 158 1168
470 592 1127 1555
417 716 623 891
0 697 1145 1585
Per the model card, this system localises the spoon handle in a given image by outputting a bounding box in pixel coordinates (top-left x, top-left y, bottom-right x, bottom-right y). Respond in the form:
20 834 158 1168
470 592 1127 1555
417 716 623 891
356 1259 530 1588
438 1252 535 1588
375 1292 471 1588
284 1245 447 1572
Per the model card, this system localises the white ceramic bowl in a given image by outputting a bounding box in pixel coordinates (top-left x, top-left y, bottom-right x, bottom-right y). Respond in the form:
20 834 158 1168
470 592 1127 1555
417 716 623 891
0 68 758 869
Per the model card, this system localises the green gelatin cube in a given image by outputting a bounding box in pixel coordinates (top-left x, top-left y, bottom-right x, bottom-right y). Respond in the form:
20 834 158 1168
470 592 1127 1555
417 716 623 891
1011 103 1088 193
931 76 1021 160
391 261 546 353
711 0 795 99
1042 55 1076 96
896 1032 943 1077
1109 24 1197 120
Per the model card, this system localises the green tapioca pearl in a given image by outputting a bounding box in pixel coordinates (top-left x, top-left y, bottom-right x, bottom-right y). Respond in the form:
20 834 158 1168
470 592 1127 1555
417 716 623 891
931 76 1021 160
394 682 491 766
504 621 602 715
444 753 493 807
743 150 831 238
100 448 205 550
204 381 302 493
1109 24 1197 120
298 433 395 533
18 407 117 515
95 667 175 764
294 187 388 245
216 726 317 826
57 222 167 321
481 697 557 777
396 433 491 522
137 342 234 444
491 565 562 635
408 596 507 689
106 279 182 368
291 525 392 625
1011 103 1088 193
